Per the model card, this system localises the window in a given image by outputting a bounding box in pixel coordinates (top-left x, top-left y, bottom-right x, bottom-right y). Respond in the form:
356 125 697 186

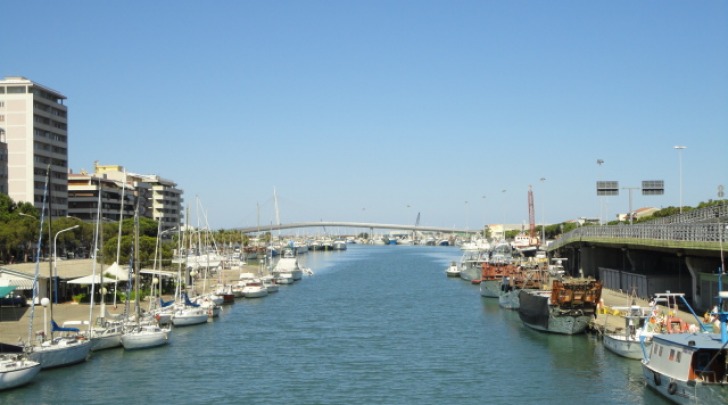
7 86 26 94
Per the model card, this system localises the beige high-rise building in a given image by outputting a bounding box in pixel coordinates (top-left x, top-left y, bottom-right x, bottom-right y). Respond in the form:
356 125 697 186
0 76 69 216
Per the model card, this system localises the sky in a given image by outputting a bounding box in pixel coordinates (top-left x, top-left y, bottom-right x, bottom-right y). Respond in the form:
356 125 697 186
2 1 727 231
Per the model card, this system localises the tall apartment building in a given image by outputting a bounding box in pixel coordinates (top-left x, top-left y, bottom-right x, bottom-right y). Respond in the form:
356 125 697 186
0 76 69 216
68 163 183 230
0 131 7 194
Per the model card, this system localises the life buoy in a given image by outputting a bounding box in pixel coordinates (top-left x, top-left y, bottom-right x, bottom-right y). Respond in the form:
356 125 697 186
667 382 677 395
653 372 662 386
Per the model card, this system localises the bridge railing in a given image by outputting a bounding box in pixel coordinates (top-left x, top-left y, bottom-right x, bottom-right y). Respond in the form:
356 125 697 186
549 222 728 251
642 203 728 225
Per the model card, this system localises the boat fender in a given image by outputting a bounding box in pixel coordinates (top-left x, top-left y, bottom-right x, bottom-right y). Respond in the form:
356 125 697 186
653 372 662 386
667 382 677 395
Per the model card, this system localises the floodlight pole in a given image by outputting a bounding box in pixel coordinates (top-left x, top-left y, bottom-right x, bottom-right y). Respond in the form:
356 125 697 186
674 146 687 214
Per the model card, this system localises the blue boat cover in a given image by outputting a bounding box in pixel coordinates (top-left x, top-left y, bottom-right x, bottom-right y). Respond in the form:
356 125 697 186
160 297 175 307
51 319 79 333
182 292 200 307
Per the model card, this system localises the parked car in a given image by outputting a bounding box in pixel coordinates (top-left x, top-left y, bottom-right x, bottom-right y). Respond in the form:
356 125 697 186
0 293 28 307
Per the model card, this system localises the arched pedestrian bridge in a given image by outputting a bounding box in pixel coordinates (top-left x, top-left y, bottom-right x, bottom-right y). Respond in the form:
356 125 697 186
237 221 478 235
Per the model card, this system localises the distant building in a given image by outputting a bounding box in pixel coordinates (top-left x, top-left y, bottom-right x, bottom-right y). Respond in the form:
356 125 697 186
0 130 7 194
617 207 659 222
67 162 183 230
0 76 69 216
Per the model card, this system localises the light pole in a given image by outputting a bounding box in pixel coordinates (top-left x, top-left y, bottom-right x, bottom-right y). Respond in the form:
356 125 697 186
674 146 687 214
501 189 507 240
53 225 79 303
465 200 469 231
41 297 50 338
539 177 546 244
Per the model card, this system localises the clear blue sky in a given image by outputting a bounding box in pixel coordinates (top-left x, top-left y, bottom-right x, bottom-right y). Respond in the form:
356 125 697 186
3 1 727 231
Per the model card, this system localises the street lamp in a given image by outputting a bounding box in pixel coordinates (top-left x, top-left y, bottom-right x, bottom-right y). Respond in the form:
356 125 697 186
674 146 687 214
539 177 546 244
53 225 79 303
41 297 50 338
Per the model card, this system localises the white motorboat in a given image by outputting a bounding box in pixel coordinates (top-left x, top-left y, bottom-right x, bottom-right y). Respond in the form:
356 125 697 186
262 276 279 293
274 272 294 285
445 261 460 277
273 249 305 281
0 354 41 391
640 289 727 404
242 279 269 298
602 305 653 360
121 324 170 350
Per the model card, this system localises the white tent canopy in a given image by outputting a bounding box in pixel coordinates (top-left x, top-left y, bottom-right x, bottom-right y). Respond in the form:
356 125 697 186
67 274 119 285
103 262 130 281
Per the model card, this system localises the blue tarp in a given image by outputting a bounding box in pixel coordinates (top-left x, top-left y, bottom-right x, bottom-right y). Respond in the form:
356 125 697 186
51 319 79 333
182 292 199 307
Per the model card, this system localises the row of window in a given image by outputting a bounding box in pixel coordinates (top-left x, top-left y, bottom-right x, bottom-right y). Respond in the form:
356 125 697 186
653 343 683 363
33 141 67 155
34 128 68 143
33 114 67 131
0 86 26 94
33 155 68 167
33 102 67 118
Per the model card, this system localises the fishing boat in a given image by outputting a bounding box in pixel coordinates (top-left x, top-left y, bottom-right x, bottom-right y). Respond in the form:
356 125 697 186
498 266 545 310
479 262 514 298
0 353 41 391
640 286 728 404
517 261 602 335
457 249 489 282
602 305 654 360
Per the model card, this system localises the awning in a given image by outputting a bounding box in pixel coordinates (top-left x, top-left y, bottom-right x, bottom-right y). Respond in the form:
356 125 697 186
103 262 130 281
0 277 35 290
67 274 120 285
0 286 17 297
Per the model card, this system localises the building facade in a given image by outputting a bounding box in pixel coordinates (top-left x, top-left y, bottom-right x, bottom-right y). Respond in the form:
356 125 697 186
67 163 183 230
0 76 69 216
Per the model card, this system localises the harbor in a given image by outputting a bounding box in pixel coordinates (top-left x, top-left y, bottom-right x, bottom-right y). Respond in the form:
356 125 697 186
1 244 724 404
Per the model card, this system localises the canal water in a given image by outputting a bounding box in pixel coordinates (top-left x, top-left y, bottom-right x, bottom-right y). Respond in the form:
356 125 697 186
2 245 668 404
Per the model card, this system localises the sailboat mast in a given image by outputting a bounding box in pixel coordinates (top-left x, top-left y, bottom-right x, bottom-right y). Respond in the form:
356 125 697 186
134 198 141 320
46 166 54 336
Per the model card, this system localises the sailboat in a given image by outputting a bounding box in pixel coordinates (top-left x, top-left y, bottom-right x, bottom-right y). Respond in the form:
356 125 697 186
120 202 171 350
0 290 39 390
66 187 123 351
27 168 92 368
0 352 41 391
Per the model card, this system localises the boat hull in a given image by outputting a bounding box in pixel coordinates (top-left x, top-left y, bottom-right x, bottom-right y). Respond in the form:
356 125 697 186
603 334 648 360
28 339 92 369
121 329 170 350
0 356 41 391
479 280 500 298
642 364 728 405
517 290 592 335
498 289 522 310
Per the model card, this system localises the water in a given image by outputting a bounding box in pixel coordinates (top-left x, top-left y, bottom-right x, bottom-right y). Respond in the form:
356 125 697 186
2 245 668 404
